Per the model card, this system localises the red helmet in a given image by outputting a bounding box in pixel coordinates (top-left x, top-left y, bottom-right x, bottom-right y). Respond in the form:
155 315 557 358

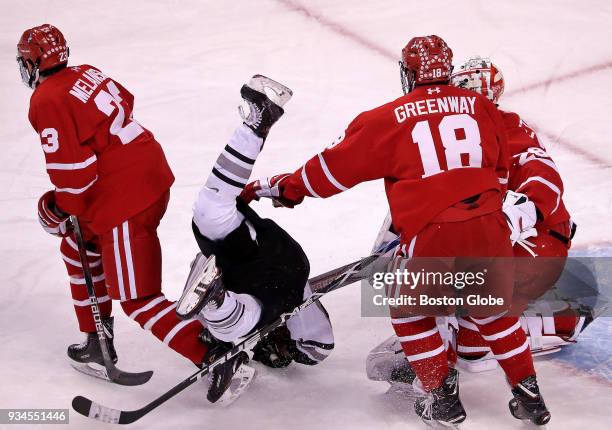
399 35 453 94
17 24 69 88
450 57 505 104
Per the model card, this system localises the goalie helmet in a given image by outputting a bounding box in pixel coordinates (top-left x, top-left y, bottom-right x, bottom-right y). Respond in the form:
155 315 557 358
450 57 504 104
17 24 69 89
399 35 453 94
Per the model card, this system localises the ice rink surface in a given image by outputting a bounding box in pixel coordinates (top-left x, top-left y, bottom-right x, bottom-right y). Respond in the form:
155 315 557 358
1 0 611 428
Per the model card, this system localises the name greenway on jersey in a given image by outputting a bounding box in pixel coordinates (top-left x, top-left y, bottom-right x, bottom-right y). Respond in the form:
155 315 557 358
394 93 477 123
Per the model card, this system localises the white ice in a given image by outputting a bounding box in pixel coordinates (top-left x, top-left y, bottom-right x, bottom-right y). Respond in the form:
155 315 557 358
1 1 611 429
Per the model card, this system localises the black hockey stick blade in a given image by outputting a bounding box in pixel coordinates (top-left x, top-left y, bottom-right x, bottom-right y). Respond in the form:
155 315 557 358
108 367 154 386
73 395 139 424
72 374 196 424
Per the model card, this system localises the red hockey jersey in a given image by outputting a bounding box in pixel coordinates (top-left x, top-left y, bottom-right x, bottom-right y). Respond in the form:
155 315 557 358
282 85 509 244
28 65 174 234
503 111 570 227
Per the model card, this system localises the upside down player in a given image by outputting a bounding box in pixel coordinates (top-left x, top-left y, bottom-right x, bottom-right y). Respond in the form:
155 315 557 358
242 36 550 425
17 24 244 401
176 74 335 377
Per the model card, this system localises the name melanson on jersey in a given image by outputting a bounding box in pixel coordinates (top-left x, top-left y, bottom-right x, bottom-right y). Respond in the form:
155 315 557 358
394 95 477 123
68 67 108 103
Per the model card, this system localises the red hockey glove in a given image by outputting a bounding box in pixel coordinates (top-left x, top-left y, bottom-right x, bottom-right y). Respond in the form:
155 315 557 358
240 174 303 208
38 190 72 237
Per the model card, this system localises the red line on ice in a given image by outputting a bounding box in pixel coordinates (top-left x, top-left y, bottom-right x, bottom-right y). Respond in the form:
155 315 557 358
275 0 396 61
505 61 612 97
275 0 612 167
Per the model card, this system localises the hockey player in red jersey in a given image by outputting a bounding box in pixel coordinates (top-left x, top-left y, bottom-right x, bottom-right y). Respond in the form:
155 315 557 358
367 57 586 424
449 57 586 367
17 24 242 398
241 36 549 425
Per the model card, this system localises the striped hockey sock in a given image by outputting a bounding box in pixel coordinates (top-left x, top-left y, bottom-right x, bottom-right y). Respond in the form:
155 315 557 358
206 125 263 197
392 316 449 391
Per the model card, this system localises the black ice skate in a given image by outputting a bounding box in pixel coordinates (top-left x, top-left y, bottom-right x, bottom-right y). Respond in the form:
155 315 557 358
414 368 466 427
176 253 226 320
200 330 255 405
67 316 118 377
509 375 551 426
239 74 292 140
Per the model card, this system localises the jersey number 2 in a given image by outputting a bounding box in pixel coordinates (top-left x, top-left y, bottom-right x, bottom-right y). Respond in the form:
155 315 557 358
94 82 144 145
411 114 482 178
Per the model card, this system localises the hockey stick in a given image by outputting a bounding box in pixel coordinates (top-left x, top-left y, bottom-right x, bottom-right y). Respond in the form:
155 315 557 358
70 216 153 386
72 253 380 424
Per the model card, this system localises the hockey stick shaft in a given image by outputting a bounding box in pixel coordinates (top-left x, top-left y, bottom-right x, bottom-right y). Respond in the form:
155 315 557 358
72 253 379 424
70 216 153 386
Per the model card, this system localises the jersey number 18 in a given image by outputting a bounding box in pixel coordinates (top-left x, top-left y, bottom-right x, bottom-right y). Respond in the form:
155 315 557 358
411 113 482 178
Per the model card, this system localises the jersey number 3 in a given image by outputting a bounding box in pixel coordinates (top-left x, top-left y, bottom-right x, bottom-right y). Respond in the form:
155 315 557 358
411 113 482 178
94 81 144 145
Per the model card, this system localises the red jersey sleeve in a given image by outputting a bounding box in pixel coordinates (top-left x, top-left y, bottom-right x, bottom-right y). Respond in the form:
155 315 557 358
283 111 393 201
29 93 98 216
503 111 543 153
502 111 564 220
487 103 510 193
509 147 564 220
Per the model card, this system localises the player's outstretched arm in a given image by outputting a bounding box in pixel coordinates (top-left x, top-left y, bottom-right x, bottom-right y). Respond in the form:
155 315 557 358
246 111 393 207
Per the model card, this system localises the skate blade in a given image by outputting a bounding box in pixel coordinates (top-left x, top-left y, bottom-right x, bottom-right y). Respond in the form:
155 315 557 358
215 364 256 407
70 361 110 382
247 74 293 107
422 417 464 429
532 346 562 357
177 254 220 319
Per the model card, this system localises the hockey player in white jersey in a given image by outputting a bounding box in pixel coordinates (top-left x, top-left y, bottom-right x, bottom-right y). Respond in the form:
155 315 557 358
176 75 334 402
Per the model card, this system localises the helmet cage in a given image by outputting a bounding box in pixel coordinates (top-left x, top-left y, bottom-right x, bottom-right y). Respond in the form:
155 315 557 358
17 56 40 89
399 60 416 94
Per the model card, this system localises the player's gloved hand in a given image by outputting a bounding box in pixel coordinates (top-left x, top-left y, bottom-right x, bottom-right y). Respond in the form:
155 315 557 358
502 191 538 255
38 190 72 237
240 174 303 208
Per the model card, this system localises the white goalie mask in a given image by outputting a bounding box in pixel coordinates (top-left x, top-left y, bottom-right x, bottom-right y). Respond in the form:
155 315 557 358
450 56 505 104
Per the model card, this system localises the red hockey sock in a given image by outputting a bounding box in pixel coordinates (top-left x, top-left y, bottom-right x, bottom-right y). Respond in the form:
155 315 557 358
392 316 448 391
470 316 535 386
121 293 208 365
457 317 490 358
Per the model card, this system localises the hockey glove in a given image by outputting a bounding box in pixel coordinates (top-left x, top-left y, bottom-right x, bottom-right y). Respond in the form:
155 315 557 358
240 174 302 208
38 190 71 237
502 191 538 256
